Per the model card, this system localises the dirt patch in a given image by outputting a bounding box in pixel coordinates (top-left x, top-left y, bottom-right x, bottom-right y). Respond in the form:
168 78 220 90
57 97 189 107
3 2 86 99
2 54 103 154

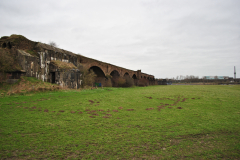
57 113 60 115
91 110 97 112
52 111 55 112
59 110 65 112
24 107 28 109
165 104 169 105
127 109 134 111
181 98 188 102
89 100 94 104
31 106 37 109
177 107 183 109
145 96 152 99
191 98 195 99
113 110 118 112
168 107 172 109
118 107 123 109
157 106 165 111
97 102 100 103
44 109 49 112
71 111 75 113
89 116 95 118
146 108 154 110
98 109 104 111
85 109 90 111
92 113 99 116
78 112 83 114
106 114 112 116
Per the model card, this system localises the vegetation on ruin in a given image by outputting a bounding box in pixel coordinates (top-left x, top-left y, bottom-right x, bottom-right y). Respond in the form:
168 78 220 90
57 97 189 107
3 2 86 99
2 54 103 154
25 50 38 56
0 85 239 159
81 68 97 87
0 77 60 96
0 49 22 82
51 60 77 70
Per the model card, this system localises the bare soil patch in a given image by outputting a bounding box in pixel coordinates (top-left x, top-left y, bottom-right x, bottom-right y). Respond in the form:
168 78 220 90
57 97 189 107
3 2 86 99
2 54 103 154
127 109 134 111
118 107 123 109
78 112 83 114
59 110 65 112
145 96 152 99
181 98 188 102
71 111 75 113
146 108 154 110
89 100 94 104
177 107 183 109
31 106 36 109
44 109 49 112
113 110 118 112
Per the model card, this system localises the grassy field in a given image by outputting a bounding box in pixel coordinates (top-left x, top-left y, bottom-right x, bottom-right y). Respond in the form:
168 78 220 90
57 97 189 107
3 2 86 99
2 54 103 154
0 84 239 159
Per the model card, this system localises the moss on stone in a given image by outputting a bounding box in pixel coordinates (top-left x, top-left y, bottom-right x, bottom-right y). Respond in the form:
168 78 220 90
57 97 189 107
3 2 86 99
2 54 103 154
51 60 77 70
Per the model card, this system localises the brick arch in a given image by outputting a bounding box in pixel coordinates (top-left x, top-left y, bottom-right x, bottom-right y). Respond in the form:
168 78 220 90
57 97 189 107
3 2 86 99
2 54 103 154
123 72 130 78
132 74 137 79
89 66 106 77
108 68 121 76
110 70 120 78
87 63 107 76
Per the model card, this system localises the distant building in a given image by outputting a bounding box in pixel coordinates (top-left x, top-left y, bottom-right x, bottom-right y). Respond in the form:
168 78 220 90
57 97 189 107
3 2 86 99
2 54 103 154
204 76 229 80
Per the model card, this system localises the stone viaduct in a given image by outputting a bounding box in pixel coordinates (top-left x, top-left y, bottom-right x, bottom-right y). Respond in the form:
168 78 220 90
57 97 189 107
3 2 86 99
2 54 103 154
78 55 155 85
0 34 156 87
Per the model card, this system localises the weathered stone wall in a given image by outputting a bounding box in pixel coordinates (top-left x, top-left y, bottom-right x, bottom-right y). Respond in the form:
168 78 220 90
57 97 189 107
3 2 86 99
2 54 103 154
0 35 156 87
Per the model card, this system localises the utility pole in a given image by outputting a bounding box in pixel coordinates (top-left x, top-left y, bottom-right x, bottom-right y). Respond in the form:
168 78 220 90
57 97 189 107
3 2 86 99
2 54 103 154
234 66 236 79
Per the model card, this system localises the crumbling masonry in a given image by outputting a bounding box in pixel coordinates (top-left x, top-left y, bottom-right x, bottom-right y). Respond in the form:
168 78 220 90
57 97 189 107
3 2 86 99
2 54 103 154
0 35 156 88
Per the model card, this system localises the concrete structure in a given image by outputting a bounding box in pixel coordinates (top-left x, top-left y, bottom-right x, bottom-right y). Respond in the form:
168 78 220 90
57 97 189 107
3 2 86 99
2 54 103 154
0 34 156 87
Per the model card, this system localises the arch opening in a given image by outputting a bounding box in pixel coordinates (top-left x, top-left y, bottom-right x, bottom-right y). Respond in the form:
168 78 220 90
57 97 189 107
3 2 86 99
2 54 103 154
89 66 106 87
132 74 137 79
89 66 105 77
124 72 130 78
110 70 120 87
7 42 12 49
110 70 120 78
2 43 6 48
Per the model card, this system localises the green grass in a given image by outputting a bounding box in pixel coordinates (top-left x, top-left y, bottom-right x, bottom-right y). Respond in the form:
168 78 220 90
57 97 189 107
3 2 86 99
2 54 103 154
0 85 240 159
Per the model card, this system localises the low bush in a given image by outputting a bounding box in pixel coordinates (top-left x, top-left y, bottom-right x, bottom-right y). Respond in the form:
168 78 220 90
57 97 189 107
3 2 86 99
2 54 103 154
138 78 149 87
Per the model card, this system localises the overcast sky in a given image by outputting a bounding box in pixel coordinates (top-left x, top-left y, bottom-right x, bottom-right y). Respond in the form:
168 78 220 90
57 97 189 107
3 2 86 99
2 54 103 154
1 0 239 78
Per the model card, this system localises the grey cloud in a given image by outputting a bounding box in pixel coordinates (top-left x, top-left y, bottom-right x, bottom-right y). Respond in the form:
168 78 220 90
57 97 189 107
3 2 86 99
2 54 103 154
0 0 239 78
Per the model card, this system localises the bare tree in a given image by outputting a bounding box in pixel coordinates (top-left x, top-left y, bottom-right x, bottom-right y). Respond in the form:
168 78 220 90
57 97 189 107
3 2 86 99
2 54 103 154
49 41 58 48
